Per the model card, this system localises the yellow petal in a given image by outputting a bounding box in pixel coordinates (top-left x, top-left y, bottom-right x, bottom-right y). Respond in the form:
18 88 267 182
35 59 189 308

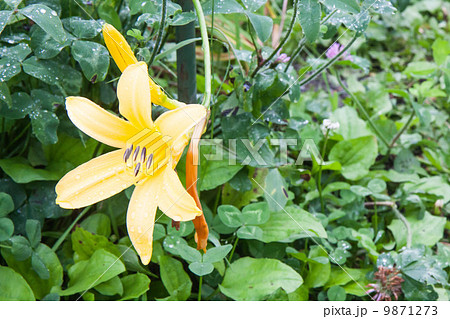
66 97 138 149
155 104 207 162
127 179 158 265
56 150 135 209
158 167 202 221
117 62 153 129
102 23 138 72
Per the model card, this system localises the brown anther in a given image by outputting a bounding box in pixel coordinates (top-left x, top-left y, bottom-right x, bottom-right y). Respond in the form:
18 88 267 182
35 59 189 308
123 147 132 162
140 147 147 163
146 153 153 170
133 145 140 162
134 162 141 176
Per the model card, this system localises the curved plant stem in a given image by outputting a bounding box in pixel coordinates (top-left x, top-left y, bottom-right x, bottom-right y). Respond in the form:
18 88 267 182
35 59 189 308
149 0 167 66
250 0 299 78
299 34 358 87
52 206 91 251
335 70 391 149
389 110 415 148
193 0 212 108
392 205 412 248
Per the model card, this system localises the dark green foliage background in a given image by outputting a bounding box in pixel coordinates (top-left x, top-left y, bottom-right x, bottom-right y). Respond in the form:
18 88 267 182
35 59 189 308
0 0 448 301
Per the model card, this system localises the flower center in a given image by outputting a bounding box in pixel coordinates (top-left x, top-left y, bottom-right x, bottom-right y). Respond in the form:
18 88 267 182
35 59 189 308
123 128 172 178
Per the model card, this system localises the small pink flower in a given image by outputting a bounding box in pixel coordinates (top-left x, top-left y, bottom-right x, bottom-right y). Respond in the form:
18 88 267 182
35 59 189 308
326 43 353 62
276 53 291 63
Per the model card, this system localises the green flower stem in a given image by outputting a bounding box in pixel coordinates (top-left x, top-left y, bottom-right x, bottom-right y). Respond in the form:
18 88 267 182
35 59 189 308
198 276 203 301
392 205 412 249
193 0 212 108
251 0 299 78
228 236 239 262
335 70 391 149
389 110 415 148
0 244 11 249
299 35 358 87
317 129 329 214
149 0 167 66
52 206 91 251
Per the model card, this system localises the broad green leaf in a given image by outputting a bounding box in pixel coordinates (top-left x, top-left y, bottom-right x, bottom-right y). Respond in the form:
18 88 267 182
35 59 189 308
246 12 273 42
322 0 360 13
57 249 125 296
327 285 346 301
25 219 41 248
258 206 327 242
178 244 202 263
0 157 60 183
80 213 111 237
97 2 121 30
31 252 50 280
298 0 321 43
71 227 120 261
403 61 437 78
119 274 150 300
329 136 378 180
1 243 63 300
0 92 33 120
220 257 303 300
189 262 214 276
30 110 59 145
263 169 288 212
330 106 372 141
0 11 13 36
20 4 66 43
241 0 267 12
159 256 192 301
0 217 14 241
30 26 71 59
218 205 242 228
431 38 450 65
325 267 369 288
0 57 21 82
241 202 270 225
0 266 35 301
94 276 123 296
202 0 244 15
116 245 155 276
0 82 11 107
72 40 110 83
388 211 446 248
403 176 450 203
362 0 396 14
203 244 233 264
0 192 14 217
0 43 31 61
237 225 263 240
10 235 32 261
305 246 330 288
63 17 102 39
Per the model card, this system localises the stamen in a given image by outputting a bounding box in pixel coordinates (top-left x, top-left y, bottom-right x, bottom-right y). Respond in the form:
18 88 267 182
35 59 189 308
123 146 132 162
134 162 141 176
133 145 140 162
146 153 154 170
140 147 147 163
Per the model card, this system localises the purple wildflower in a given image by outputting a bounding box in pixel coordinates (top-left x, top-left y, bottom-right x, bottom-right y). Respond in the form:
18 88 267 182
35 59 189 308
276 53 291 63
326 43 353 62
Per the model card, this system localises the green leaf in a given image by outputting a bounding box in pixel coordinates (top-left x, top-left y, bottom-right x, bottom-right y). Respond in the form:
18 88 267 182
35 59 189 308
119 273 150 300
79 213 111 237
0 57 21 82
241 0 267 12
322 0 360 13
246 12 273 43
258 206 327 243
97 2 122 30
25 219 41 248
403 61 437 78
388 211 446 248
31 252 50 280
330 106 373 141
0 217 14 241
264 169 288 212
30 26 71 59
1 243 63 300
329 136 378 180
432 38 450 65
0 266 35 301
159 256 192 301
178 244 202 263
63 17 102 39
189 262 214 276
57 249 125 296
237 225 263 240
306 246 330 288
203 244 232 264
0 157 60 183
0 192 14 217
220 257 303 300
402 275 438 301
218 205 242 227
298 0 321 43
116 245 155 276
0 11 13 36
202 0 244 15
367 178 386 193
20 4 66 43
0 92 33 119
0 82 12 107
0 42 30 61
241 202 270 225
10 236 32 261
71 227 120 261
94 276 123 296
327 285 346 301
72 40 110 83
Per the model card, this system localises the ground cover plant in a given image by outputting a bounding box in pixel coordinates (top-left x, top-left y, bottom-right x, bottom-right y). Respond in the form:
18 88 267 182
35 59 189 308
0 0 449 301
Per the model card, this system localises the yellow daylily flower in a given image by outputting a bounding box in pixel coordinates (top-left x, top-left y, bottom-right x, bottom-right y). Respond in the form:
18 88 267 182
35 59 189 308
102 23 185 110
55 62 207 265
